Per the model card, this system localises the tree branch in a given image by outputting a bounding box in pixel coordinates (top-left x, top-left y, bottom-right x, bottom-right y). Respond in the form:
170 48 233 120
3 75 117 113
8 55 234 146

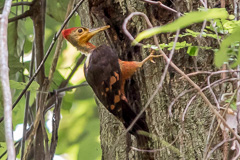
8 10 32 23
11 1 32 7
141 0 183 15
0 0 15 159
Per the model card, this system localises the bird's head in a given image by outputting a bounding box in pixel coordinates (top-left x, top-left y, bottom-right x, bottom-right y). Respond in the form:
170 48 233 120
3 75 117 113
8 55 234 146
62 25 110 54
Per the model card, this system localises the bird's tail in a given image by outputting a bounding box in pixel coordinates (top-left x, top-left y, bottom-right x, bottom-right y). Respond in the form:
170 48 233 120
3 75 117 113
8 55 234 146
120 100 154 159
120 99 149 135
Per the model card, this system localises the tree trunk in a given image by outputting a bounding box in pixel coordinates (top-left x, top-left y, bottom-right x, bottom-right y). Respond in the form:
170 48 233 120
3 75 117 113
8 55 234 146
78 0 222 159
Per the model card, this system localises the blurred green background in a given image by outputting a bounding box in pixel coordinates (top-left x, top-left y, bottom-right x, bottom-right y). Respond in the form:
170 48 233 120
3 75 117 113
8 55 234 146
0 0 101 159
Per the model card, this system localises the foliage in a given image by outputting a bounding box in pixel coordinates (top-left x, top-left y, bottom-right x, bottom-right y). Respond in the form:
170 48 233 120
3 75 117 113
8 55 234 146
136 8 240 68
134 8 229 43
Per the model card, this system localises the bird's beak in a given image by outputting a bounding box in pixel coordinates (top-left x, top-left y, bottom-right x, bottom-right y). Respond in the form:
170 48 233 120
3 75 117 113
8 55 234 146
85 25 110 41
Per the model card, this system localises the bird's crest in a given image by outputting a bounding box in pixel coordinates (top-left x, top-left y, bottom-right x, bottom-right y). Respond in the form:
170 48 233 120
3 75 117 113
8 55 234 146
62 27 77 39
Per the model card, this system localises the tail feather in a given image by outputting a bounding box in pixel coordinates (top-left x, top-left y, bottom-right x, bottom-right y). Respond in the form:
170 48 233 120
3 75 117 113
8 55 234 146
120 100 154 159
120 100 149 136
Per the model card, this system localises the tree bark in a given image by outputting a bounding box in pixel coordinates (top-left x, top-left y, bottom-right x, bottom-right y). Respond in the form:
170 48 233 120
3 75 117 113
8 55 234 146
78 0 223 159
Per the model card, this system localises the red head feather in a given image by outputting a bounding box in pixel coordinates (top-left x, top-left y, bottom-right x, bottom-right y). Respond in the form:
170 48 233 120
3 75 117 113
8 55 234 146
62 27 77 39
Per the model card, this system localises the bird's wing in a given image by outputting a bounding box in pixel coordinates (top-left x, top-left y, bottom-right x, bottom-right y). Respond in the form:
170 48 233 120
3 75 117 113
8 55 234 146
84 45 149 135
84 45 123 118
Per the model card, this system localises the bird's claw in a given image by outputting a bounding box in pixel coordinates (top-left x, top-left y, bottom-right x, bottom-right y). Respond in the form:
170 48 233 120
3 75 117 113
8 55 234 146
149 55 162 63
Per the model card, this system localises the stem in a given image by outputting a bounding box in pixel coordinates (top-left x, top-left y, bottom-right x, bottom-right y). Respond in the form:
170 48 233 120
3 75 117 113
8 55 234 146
0 0 15 159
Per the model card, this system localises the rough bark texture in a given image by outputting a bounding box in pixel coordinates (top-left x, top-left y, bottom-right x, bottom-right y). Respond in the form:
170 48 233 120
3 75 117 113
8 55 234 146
78 0 222 159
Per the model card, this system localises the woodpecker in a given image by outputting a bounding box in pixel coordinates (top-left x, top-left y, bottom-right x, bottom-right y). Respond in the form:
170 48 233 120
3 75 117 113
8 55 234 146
62 25 160 141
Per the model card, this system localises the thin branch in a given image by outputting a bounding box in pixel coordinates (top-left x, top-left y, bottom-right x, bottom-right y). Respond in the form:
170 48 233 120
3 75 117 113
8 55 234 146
44 82 88 114
0 0 15 159
8 10 32 23
208 74 221 109
11 1 32 7
56 82 88 93
21 43 35 160
199 19 207 38
203 115 216 158
179 71 212 79
141 0 183 15
168 88 194 116
182 77 238 121
206 138 235 159
59 55 86 88
200 0 208 8
47 0 77 91
203 86 239 159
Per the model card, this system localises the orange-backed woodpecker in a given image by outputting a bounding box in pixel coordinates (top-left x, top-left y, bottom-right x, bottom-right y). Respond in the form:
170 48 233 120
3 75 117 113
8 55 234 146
62 25 160 142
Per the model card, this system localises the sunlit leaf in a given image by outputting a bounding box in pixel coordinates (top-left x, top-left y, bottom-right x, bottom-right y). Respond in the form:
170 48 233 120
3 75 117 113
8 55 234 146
134 8 229 43
7 20 26 57
214 26 240 67
0 142 7 158
187 46 199 56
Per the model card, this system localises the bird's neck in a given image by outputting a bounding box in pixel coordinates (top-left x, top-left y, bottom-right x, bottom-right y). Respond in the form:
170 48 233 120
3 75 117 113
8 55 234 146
78 42 96 55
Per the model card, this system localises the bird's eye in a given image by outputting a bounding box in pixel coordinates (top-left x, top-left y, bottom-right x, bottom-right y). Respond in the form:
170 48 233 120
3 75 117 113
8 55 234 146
78 29 83 33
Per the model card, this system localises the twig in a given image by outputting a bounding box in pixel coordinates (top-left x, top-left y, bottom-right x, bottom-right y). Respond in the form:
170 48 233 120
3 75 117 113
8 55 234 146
44 82 88 114
11 1 32 7
8 10 32 23
0 0 15 159
21 43 35 160
206 138 235 159
199 20 207 38
179 71 212 79
203 86 239 159
168 88 194 117
203 115 216 158
56 82 88 93
200 0 208 8
141 0 183 15
59 55 86 88
208 74 221 109
182 77 238 121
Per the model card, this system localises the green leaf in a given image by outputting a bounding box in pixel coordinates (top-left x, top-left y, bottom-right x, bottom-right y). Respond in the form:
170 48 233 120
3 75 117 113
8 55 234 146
187 46 199 56
8 56 24 76
231 47 240 68
7 20 26 57
134 8 229 43
10 80 39 91
0 1 4 13
214 26 240 67
46 0 68 22
0 142 7 158
0 104 5 142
